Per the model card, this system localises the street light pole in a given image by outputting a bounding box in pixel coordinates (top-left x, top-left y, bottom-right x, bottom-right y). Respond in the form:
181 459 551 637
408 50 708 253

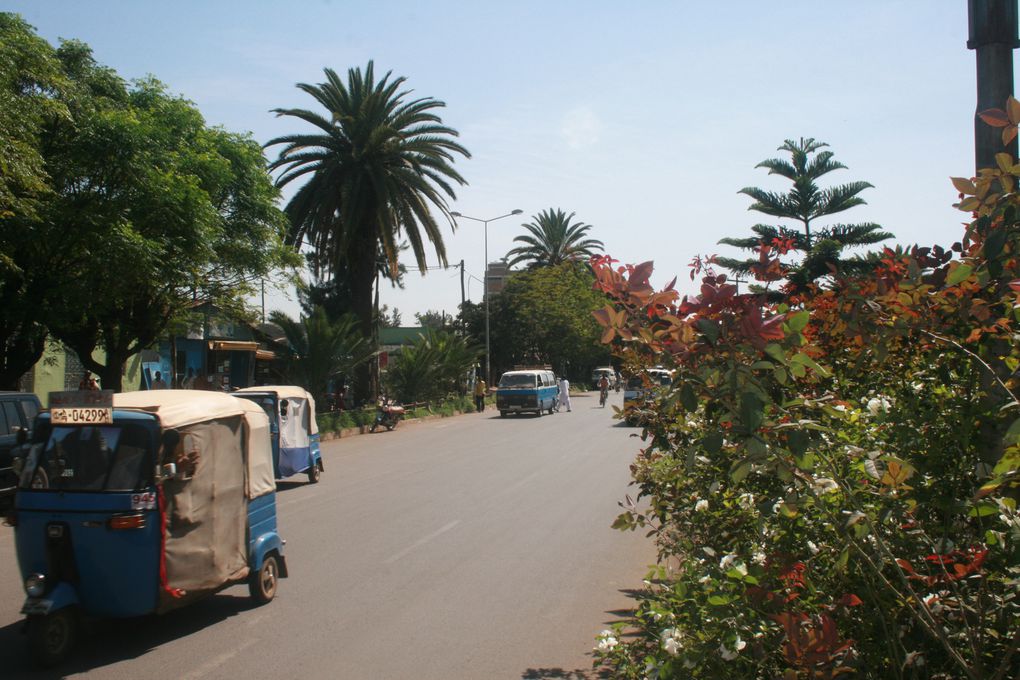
450 209 523 385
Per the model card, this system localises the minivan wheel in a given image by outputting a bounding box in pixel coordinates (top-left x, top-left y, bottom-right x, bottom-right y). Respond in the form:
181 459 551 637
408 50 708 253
28 608 77 667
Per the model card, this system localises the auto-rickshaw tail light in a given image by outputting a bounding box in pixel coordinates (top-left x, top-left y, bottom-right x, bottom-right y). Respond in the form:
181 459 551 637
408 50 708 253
108 514 146 530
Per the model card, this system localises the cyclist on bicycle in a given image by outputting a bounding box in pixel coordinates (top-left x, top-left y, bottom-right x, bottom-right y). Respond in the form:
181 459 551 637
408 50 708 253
598 374 610 407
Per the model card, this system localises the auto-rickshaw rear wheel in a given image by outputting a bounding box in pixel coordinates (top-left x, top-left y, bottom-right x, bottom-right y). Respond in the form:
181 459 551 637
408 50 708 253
28 608 78 667
307 461 321 483
249 554 279 605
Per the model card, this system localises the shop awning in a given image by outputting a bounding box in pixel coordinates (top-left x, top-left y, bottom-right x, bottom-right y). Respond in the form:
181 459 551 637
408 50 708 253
208 340 259 352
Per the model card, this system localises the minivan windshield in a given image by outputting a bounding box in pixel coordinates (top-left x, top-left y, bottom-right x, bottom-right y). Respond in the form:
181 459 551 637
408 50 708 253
499 374 537 388
20 424 153 492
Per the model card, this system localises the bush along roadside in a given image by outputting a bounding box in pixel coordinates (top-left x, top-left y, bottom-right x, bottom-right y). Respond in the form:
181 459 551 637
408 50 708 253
316 395 482 437
587 133 1020 677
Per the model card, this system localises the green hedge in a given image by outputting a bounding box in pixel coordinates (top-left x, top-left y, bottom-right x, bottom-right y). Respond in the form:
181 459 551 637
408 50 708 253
316 395 479 434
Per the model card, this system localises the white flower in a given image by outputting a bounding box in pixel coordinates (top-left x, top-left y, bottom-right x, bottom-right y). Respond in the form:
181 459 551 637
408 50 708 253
737 492 755 509
719 635 746 661
807 540 819 555
866 397 891 416
811 477 839 494
832 404 847 412
695 499 709 512
660 628 682 656
702 546 717 557
719 553 738 571
596 630 619 652
752 551 767 565
912 382 924 394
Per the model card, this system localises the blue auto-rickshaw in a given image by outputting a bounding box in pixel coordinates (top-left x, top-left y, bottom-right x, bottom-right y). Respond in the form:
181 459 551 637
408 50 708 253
235 385 323 483
9 390 287 666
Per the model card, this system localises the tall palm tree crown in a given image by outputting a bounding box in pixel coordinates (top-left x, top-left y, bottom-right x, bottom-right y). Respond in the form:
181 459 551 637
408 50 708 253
265 61 469 402
266 61 470 279
717 138 893 292
505 208 604 269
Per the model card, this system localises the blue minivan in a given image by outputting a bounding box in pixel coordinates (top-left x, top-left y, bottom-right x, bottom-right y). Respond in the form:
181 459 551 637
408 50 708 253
496 369 559 417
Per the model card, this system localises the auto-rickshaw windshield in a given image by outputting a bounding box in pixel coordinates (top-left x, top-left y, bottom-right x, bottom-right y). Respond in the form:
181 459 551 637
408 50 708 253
20 424 154 492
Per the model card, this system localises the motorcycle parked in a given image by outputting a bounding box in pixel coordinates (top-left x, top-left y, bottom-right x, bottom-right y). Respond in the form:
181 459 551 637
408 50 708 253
370 399 405 432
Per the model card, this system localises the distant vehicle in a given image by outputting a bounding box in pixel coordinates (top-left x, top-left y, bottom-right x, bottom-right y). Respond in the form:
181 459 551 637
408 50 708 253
623 368 674 425
235 385 323 483
370 398 405 432
496 369 558 417
0 391 41 512
591 366 615 387
10 390 287 666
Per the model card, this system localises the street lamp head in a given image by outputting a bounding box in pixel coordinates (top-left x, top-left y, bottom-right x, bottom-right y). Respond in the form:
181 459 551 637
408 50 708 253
511 209 523 215
450 211 462 218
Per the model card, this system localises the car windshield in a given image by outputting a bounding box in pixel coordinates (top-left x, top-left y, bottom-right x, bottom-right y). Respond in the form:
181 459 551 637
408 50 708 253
499 374 536 388
20 424 153 492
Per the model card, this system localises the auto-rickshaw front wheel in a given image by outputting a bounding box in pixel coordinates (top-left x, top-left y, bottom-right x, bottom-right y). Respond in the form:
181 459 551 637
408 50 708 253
28 608 78 667
307 461 321 483
249 554 279 605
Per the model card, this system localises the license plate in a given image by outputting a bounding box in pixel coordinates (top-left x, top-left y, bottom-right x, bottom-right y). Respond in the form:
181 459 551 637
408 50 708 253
51 407 113 424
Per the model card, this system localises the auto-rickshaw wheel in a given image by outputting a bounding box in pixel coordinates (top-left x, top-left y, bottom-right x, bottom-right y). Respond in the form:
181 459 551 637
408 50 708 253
249 554 279 605
307 461 321 483
28 608 77 667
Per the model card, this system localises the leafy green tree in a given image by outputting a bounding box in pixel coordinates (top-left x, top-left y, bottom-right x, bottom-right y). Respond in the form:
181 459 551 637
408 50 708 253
0 13 67 387
267 62 469 403
384 329 480 403
459 263 609 381
505 208 604 269
0 22 294 390
716 138 893 293
268 307 376 405
415 309 454 329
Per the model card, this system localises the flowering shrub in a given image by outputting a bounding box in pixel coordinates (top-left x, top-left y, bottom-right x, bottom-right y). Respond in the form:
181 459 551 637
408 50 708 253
591 118 1020 679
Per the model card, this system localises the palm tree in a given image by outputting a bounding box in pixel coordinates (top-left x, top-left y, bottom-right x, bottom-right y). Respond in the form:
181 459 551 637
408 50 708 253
505 208 604 269
266 62 470 402
716 138 893 293
268 307 377 407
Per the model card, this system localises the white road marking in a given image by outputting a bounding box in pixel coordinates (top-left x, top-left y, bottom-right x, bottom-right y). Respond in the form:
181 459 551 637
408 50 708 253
383 520 461 565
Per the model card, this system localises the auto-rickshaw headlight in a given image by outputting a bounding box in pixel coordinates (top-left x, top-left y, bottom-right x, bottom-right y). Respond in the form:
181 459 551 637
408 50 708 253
24 573 45 598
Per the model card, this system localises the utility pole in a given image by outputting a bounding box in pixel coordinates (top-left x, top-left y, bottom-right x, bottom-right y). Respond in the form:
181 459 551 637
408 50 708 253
968 0 1019 171
459 259 465 309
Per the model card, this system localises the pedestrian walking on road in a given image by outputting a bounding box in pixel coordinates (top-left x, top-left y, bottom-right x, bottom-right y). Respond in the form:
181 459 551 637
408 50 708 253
558 376 571 412
474 378 487 413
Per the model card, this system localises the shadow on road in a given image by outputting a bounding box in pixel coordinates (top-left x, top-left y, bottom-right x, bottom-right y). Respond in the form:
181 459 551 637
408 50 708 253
521 667 609 679
0 592 256 678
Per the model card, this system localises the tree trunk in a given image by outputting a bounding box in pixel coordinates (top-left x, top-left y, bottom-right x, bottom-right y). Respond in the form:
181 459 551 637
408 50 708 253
0 322 47 390
348 248 377 407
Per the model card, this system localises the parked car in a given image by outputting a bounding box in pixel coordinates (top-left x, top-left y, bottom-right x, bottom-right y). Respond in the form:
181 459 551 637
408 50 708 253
0 391 42 512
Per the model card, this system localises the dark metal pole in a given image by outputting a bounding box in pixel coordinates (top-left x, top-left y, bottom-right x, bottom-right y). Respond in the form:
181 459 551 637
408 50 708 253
459 259 465 308
968 0 1020 172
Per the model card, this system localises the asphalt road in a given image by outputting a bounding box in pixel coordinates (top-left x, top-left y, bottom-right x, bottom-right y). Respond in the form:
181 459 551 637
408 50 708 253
0 390 655 679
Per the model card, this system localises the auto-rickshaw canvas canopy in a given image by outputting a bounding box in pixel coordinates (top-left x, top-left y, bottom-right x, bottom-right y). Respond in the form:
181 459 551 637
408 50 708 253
235 385 318 435
113 390 275 499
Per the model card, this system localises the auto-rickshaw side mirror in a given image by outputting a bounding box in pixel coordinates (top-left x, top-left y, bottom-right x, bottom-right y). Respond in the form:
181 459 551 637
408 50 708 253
155 462 177 482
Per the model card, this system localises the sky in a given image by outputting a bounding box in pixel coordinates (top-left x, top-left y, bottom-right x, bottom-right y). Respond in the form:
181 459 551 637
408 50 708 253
7 1 1011 323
